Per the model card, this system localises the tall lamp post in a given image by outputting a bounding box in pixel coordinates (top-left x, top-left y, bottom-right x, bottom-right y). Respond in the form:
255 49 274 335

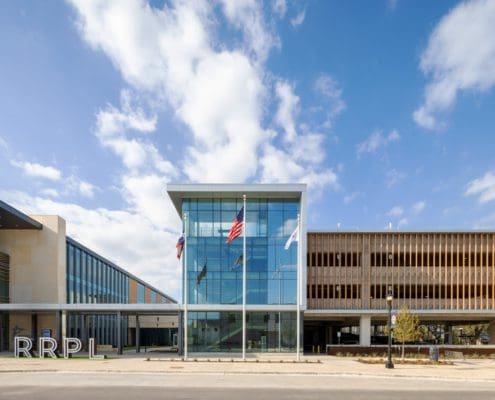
385 285 394 369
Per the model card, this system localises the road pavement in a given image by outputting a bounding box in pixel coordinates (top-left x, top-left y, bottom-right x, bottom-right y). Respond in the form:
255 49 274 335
1 372 495 400
0 354 494 399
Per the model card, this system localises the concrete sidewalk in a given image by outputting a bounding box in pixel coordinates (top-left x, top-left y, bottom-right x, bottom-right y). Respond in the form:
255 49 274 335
0 353 495 382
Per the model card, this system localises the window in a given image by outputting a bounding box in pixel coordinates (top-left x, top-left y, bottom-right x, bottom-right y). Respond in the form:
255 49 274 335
137 283 145 304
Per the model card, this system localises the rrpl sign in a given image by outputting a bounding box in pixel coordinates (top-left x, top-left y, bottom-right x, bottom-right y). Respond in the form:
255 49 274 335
14 336 104 359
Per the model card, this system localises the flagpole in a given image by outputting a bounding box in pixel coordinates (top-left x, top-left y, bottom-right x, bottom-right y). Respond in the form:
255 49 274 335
183 213 188 361
242 194 246 361
296 213 301 362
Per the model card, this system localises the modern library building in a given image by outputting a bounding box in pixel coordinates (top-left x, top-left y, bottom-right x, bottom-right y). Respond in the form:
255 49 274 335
0 200 177 352
167 184 495 354
167 184 306 357
1 183 495 356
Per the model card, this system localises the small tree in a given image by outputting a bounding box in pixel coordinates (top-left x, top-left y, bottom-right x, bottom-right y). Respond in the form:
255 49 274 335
393 307 421 360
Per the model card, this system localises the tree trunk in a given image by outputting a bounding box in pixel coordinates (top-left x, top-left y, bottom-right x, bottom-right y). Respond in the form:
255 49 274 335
401 341 405 360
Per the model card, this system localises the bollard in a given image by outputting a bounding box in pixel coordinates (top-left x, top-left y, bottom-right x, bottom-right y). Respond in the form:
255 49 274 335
429 345 439 362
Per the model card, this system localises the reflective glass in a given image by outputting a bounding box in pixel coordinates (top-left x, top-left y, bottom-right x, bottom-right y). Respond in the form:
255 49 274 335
187 311 296 352
184 198 299 305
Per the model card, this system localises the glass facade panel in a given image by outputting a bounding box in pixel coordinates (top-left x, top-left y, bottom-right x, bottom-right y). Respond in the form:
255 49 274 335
184 198 299 305
187 311 242 352
67 241 132 305
65 239 158 347
137 283 145 304
187 311 296 352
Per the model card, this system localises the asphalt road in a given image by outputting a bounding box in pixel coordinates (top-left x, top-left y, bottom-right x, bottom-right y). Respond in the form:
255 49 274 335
0 373 494 400
2 387 495 400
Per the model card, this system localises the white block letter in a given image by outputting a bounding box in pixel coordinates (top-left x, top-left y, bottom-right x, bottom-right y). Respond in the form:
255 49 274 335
14 336 32 358
89 338 104 359
39 337 58 359
63 337 82 359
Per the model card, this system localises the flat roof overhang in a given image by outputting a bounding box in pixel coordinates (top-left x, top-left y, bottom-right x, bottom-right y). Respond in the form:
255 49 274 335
166 183 306 216
309 229 495 234
304 309 495 321
0 200 42 230
0 303 181 314
0 303 298 313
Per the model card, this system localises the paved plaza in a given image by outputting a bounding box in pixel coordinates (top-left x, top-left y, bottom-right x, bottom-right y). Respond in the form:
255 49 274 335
1 353 495 381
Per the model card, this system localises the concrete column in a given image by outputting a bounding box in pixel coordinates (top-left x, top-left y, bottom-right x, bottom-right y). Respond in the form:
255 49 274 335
447 325 453 345
488 321 495 345
117 312 122 355
31 314 38 351
55 311 61 345
359 316 371 346
177 311 183 356
61 311 67 340
326 326 333 346
135 315 140 353
82 315 88 350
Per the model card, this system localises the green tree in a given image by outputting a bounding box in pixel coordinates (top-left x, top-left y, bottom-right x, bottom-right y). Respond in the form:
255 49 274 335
393 307 421 360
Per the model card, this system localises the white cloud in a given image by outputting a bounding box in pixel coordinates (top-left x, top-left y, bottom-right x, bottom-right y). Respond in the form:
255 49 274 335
0 190 181 300
275 81 299 142
66 175 97 198
412 200 426 214
95 92 177 176
397 218 408 228
314 74 346 128
40 188 60 198
273 0 287 17
387 205 404 217
356 129 400 157
413 0 495 129
385 168 406 188
70 0 340 188
11 160 62 181
0 135 8 151
220 0 279 62
261 79 341 190
60 0 346 297
343 191 362 204
260 143 338 191
291 9 306 27
96 92 157 138
11 157 98 199
465 170 495 203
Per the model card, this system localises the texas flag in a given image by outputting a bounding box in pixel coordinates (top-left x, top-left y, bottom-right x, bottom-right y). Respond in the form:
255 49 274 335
176 234 185 259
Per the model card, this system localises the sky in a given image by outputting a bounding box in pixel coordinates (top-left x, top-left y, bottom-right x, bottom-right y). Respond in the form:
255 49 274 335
1 0 495 300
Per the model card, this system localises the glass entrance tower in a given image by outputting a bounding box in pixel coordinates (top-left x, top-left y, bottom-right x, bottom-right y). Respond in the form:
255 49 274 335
167 184 306 356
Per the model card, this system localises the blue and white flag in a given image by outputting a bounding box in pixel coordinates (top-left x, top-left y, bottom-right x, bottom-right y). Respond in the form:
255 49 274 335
284 224 299 250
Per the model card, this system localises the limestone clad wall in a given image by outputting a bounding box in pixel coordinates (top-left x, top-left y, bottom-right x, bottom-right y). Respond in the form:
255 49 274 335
0 215 66 303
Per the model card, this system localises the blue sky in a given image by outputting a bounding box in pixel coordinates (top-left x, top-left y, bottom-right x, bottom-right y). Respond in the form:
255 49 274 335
1 0 495 299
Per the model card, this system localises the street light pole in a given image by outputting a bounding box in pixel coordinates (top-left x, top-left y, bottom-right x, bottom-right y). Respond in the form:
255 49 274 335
386 285 394 369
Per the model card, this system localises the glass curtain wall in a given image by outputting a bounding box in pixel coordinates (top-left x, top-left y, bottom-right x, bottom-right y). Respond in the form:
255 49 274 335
187 311 296 352
184 197 299 352
66 240 129 346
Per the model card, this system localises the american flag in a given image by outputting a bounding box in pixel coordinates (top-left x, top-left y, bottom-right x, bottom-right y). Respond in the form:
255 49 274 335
226 207 244 244
176 234 185 259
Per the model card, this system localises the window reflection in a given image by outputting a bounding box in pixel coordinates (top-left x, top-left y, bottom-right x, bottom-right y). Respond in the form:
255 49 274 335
184 198 299 305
